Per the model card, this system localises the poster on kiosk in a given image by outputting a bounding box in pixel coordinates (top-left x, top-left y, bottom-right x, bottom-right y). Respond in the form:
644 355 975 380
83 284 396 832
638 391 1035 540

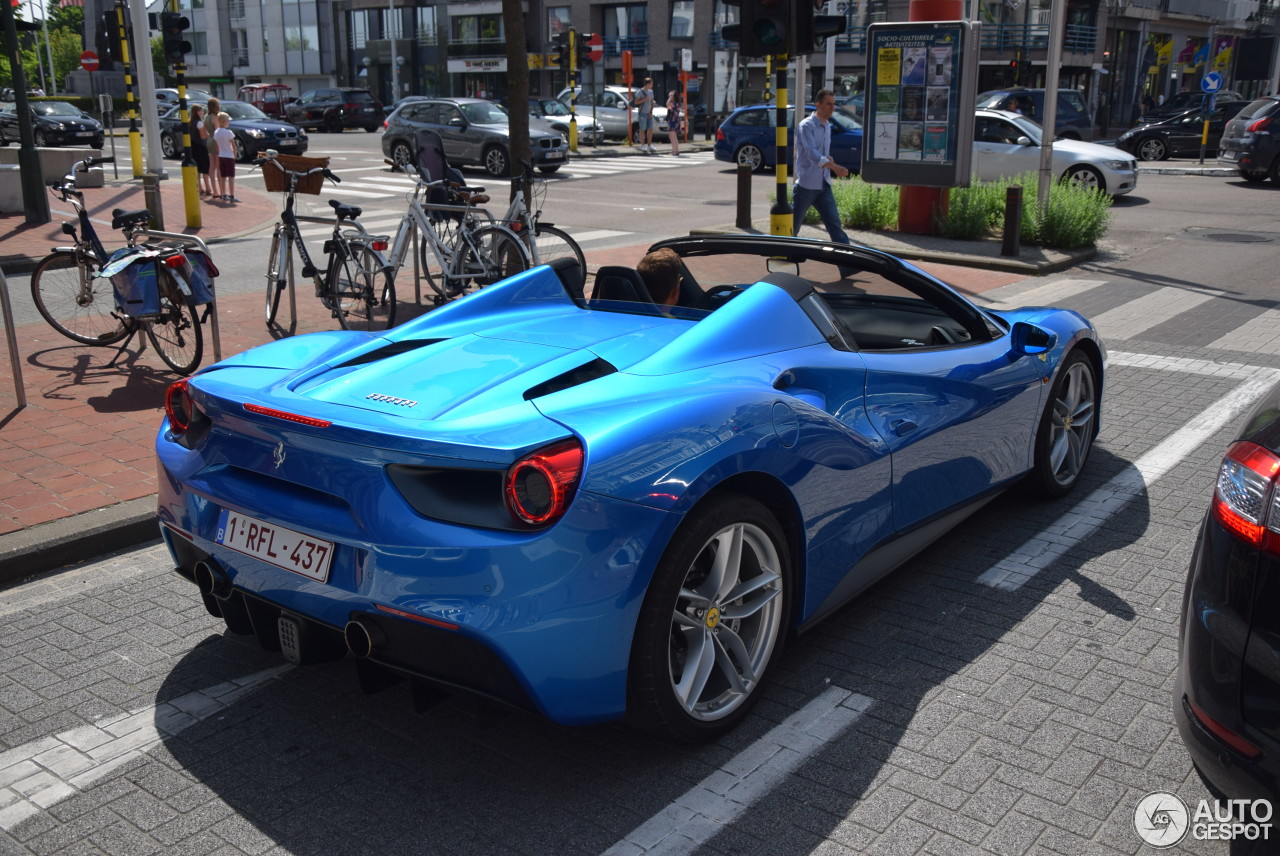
861 20 980 188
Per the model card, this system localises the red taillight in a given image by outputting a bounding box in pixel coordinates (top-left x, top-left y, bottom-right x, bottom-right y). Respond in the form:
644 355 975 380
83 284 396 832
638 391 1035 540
716 128 726 141
243 402 332 428
382 119 389 130
504 439 583 526
165 379 193 431
1212 441 1280 552
162 252 188 269
1246 116 1272 133
370 240 389 251
343 102 361 111
1188 697 1263 758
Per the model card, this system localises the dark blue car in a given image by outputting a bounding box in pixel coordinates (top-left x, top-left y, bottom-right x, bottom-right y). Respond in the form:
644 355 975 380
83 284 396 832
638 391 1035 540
714 104 863 173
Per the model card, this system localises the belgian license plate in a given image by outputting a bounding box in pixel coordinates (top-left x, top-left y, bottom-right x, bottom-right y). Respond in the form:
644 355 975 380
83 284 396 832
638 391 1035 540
76 131 93 137
280 139 298 146
1221 150 1238 161
545 151 564 160
215 509 333 582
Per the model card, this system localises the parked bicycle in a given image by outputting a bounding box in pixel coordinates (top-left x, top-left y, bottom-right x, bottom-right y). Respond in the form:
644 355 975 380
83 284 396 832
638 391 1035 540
257 151 395 332
368 130 529 304
502 162 586 291
31 155 212 375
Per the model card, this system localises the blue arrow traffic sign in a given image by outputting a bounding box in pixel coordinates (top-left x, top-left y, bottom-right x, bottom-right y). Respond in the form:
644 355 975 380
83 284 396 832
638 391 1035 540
1202 72 1223 93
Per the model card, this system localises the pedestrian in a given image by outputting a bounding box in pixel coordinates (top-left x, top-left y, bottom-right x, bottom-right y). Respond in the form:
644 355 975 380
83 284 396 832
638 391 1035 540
189 104 214 196
213 112 238 202
1141 92 1155 119
632 78 656 153
792 88 852 247
666 90 682 156
204 96 221 165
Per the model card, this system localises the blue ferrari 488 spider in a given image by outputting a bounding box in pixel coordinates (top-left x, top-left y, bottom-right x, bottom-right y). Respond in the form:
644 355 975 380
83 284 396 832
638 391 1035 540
156 235 1105 741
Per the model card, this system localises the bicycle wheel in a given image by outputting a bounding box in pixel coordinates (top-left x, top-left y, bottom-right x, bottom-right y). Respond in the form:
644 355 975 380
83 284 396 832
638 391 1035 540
264 227 287 325
451 225 530 289
30 250 133 345
145 273 203 375
330 244 396 331
419 217 461 301
531 224 586 289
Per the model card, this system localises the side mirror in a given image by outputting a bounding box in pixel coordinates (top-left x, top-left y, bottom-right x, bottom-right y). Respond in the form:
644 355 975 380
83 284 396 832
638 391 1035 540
1016 135 1033 146
1010 321 1056 355
448 116 466 127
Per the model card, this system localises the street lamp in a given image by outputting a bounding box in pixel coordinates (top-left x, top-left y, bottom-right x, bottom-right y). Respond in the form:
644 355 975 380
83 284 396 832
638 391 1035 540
362 55 372 81
396 55 405 97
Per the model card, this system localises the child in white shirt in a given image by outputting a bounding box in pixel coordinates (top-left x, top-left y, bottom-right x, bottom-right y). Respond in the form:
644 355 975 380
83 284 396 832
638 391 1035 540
212 113 238 201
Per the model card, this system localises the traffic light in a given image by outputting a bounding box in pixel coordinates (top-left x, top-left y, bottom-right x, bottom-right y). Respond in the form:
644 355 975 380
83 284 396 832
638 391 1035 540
550 32 568 69
99 10 120 65
1008 50 1024 84
793 0 846 56
160 12 192 65
577 32 594 66
721 0 792 59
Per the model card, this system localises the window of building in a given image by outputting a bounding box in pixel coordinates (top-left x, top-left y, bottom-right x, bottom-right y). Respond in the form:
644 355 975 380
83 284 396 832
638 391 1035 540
385 6 403 39
452 14 501 44
670 0 694 39
548 6 570 38
351 10 369 49
416 7 438 45
190 31 208 55
604 5 647 41
286 25 318 51
713 1 738 32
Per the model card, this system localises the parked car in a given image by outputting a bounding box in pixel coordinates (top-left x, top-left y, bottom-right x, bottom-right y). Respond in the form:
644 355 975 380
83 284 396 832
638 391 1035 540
529 97 604 145
237 83 293 119
155 232 1104 741
382 95 431 118
1142 87 1246 123
1115 101 1250 161
555 85 667 139
835 92 864 120
0 100 103 148
156 88 214 110
285 88 383 133
973 109 1137 196
1218 95 1280 184
975 88 1096 141
714 104 864 172
1175 379 1280 802
381 97 567 176
158 100 308 162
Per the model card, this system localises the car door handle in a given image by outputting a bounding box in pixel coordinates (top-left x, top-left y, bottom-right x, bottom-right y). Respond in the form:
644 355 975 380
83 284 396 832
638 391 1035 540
890 419 918 436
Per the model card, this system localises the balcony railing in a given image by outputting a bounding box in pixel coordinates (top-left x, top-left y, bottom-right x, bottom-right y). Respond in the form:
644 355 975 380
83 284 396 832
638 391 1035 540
979 23 1098 54
232 48 249 67
603 35 648 58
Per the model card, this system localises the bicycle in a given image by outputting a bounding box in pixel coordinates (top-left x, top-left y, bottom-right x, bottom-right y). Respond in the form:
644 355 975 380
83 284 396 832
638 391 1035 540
501 162 586 291
257 151 396 333
373 155 531 304
31 155 209 375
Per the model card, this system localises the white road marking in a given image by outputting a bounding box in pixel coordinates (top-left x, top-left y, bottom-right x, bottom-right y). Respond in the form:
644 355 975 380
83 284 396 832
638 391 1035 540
1088 286 1218 341
601 688 873 856
978 278 1108 308
1208 306 1280 355
0 665 293 831
978 352 1280 591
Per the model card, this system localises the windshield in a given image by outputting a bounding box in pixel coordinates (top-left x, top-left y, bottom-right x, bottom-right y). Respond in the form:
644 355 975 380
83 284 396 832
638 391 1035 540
221 102 270 121
539 100 571 117
460 102 510 124
34 102 84 117
1008 115 1044 143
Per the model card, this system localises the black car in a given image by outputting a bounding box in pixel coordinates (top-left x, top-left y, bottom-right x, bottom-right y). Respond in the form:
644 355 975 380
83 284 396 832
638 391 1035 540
381 97 568 177
1115 100 1250 161
285 88 383 133
1218 95 1280 184
1176 381 1280 802
158 100 308 162
1142 87 1246 123
0 100 103 148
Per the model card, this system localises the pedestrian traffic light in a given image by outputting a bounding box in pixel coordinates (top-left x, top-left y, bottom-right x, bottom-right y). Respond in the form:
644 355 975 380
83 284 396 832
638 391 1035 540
577 32 595 66
793 0 845 55
160 12 192 65
550 32 568 69
721 0 792 59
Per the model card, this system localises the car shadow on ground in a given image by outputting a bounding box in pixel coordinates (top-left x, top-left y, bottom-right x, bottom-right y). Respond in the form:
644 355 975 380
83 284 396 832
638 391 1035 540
36 444 1168 855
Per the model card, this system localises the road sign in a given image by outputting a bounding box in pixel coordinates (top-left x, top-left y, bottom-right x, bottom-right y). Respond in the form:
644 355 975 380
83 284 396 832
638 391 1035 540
80 51 100 72
1201 71 1223 93
588 33 603 64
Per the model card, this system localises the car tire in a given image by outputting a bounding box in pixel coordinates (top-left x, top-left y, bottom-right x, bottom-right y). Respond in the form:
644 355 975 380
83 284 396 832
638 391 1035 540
91 137 104 150
390 141 414 170
483 145 511 178
1062 164 1105 194
365 125 380 133
325 114 343 134
159 131 178 159
626 494 789 742
1240 170 1268 184
735 143 765 172
1136 137 1168 161
537 165 561 175
1024 349 1099 498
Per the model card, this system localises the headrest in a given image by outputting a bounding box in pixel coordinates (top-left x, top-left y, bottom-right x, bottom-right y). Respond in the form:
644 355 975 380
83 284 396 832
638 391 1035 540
593 266 652 304
549 255 585 301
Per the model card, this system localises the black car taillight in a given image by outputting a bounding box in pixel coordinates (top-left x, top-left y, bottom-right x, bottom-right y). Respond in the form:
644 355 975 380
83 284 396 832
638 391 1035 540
1212 441 1280 553
505 439 583 527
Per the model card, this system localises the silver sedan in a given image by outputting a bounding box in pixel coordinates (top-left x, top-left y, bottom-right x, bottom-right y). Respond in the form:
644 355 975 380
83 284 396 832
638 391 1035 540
972 109 1138 196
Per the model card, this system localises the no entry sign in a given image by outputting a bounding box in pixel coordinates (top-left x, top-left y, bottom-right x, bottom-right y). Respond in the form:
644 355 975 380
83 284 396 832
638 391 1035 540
80 51 100 72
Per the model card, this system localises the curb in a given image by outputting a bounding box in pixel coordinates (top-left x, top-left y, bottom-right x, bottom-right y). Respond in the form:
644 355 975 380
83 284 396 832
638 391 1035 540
0 497 160 589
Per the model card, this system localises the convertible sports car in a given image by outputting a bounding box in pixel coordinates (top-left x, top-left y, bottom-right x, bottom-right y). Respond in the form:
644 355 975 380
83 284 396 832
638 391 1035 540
156 235 1105 741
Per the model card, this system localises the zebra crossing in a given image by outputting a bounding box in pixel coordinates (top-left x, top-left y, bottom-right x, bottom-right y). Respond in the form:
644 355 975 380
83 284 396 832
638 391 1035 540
978 275 1280 355
240 151 717 201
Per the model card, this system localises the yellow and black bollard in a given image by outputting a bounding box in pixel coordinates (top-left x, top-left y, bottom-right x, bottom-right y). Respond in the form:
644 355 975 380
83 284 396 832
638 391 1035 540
769 58 791 237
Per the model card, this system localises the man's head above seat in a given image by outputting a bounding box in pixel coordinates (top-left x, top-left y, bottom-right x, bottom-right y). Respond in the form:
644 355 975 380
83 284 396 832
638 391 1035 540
636 248 682 306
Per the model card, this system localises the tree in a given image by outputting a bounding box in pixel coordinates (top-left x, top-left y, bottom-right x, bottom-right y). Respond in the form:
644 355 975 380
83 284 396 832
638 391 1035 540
501 0 529 198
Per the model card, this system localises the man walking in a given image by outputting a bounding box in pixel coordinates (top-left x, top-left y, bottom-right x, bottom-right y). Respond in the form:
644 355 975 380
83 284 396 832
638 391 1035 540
633 78 656 153
792 89 851 245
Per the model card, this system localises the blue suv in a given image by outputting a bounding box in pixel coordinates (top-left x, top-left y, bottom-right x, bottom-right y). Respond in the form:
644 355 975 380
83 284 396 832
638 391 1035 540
714 104 863 173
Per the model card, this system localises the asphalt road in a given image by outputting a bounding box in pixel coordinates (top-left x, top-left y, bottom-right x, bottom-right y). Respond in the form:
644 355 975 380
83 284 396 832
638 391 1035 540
2 147 1279 855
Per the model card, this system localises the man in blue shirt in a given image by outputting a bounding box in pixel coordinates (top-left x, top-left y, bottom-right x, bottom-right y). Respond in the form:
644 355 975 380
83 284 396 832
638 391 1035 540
793 89 851 244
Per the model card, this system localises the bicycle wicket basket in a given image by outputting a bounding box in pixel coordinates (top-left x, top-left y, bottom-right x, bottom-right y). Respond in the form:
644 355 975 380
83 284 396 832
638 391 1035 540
261 153 330 195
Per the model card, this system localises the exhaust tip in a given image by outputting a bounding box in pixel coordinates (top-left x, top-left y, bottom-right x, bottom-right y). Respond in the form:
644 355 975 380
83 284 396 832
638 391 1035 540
193 560 231 599
344 619 385 659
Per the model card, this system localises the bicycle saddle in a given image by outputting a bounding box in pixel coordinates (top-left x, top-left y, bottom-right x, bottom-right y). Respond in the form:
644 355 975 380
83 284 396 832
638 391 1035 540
329 200 362 222
111 208 153 230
